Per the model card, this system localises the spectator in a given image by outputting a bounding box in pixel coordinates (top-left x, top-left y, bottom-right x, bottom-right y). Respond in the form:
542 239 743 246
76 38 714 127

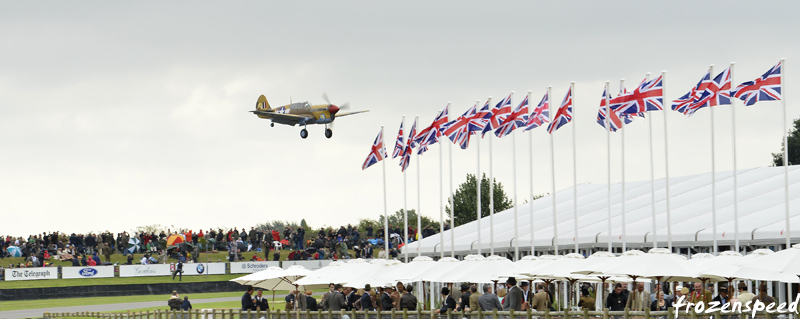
241 286 255 310
168 291 181 310
181 296 192 310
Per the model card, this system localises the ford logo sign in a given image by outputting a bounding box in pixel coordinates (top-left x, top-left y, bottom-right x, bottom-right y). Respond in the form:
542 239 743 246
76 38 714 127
79 268 98 277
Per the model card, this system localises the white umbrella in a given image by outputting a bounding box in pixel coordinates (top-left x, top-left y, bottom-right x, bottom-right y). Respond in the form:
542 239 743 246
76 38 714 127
714 244 800 283
293 261 347 288
572 249 645 276
230 265 312 291
502 255 541 281
393 256 438 283
418 257 461 282
602 248 697 282
439 255 514 283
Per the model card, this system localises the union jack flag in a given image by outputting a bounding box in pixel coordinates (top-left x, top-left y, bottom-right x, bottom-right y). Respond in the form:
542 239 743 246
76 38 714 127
611 75 664 115
392 121 404 159
495 94 529 138
524 92 550 131
482 93 513 137
442 103 477 149
597 86 630 132
672 67 732 116
467 100 492 135
414 105 449 155
400 118 417 172
362 129 387 170
733 61 782 106
547 87 573 134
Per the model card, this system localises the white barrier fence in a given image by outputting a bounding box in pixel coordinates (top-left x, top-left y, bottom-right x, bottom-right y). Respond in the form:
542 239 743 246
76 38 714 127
62 266 115 279
229 261 281 274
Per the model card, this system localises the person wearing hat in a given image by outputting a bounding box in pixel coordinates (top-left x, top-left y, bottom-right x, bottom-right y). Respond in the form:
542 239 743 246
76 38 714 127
673 287 689 311
712 286 730 307
502 277 524 311
435 287 457 314
736 282 754 306
380 285 394 310
456 283 471 311
579 288 595 311
519 281 532 310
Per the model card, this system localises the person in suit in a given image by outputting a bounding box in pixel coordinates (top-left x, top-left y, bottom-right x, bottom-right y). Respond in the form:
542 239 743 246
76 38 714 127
435 287 457 314
625 282 649 311
321 283 335 309
399 284 418 310
520 281 532 310
305 290 319 311
359 285 375 311
254 289 269 311
241 286 255 311
712 287 729 307
456 283 471 311
380 285 394 310
468 285 482 311
168 291 182 310
503 277 524 311
531 283 550 312
478 284 503 311
689 282 713 306
345 286 358 311
323 284 347 311
753 284 774 305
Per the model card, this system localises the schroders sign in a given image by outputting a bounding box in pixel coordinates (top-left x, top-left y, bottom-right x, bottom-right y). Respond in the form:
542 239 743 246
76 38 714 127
5 268 58 281
62 266 115 279
119 264 172 277
230 261 280 274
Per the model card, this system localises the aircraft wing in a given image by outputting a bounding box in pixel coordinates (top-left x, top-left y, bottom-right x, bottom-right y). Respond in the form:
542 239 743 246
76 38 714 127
251 111 312 126
334 110 369 118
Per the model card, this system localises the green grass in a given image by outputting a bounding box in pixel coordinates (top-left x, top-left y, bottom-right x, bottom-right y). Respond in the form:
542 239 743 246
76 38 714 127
0 274 243 289
0 291 250 311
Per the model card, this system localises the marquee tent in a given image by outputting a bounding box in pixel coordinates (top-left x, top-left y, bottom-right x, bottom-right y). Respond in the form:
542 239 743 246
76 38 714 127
403 166 800 256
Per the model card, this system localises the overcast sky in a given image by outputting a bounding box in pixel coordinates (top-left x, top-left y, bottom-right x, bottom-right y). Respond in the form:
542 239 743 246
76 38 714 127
2 1 799 237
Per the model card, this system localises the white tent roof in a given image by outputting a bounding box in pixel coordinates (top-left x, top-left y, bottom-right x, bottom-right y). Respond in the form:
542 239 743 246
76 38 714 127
403 166 800 256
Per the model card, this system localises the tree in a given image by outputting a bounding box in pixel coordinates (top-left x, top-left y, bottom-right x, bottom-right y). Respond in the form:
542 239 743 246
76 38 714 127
445 173 514 226
772 118 800 166
358 209 440 236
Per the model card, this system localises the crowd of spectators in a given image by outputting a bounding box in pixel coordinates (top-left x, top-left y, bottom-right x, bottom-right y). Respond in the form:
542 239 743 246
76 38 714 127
0 223 441 269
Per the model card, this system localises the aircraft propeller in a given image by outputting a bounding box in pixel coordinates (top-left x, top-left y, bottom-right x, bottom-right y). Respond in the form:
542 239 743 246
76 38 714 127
322 92 350 130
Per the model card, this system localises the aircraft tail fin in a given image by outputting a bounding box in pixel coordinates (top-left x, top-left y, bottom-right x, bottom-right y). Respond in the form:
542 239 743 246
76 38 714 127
256 95 271 111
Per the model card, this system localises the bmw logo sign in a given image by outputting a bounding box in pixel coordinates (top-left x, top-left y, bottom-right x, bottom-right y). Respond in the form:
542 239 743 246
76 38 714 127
79 268 98 277
196 264 205 274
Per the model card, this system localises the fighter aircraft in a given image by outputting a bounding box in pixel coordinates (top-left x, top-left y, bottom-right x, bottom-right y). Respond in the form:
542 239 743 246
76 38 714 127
251 94 368 139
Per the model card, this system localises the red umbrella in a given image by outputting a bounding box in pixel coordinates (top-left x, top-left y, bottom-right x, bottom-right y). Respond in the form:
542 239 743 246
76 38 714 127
167 234 184 247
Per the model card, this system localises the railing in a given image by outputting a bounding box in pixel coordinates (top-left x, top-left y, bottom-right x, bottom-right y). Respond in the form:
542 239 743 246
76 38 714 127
44 308 786 319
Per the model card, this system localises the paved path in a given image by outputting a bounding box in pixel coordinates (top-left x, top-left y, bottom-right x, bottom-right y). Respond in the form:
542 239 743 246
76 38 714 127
0 296 240 319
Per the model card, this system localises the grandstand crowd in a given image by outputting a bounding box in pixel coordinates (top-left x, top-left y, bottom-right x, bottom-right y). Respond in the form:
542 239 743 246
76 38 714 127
0 224 444 268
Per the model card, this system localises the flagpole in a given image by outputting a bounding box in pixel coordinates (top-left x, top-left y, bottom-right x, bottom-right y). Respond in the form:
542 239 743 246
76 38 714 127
781 57 791 317
570 82 578 254
508 91 519 261
381 126 389 260
402 116 409 263
710 65 718 255
476 101 483 255
528 91 535 257
782 58 790 251
548 86 558 255
662 70 673 252
416 115 422 257
604 81 612 253
439 111 445 259
488 98 495 256
730 63 740 253
448 104 455 258
619 78 627 252
646 72 658 249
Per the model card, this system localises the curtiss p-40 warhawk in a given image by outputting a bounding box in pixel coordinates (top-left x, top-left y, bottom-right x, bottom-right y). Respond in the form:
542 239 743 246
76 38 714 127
251 93 368 139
